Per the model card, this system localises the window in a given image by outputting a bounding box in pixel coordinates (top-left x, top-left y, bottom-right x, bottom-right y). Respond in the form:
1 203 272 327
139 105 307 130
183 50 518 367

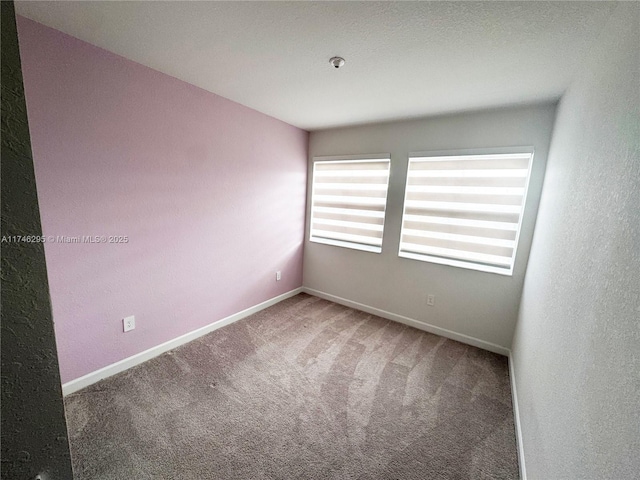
310 155 391 253
398 149 534 275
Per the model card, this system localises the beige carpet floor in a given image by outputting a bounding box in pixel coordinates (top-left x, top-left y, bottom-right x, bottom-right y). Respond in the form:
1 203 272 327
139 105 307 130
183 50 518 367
64 293 519 479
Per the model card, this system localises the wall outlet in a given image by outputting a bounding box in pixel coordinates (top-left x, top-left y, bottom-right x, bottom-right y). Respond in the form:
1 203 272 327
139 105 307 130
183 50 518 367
427 294 435 306
123 315 135 332
276 271 282 281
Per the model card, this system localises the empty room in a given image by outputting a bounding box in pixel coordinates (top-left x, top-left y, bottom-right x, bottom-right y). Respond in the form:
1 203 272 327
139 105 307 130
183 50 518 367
1 1 638 479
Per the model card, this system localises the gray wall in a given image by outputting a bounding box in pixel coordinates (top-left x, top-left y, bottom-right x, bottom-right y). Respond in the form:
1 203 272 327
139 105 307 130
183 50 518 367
511 3 640 479
0 2 74 478
305 104 556 351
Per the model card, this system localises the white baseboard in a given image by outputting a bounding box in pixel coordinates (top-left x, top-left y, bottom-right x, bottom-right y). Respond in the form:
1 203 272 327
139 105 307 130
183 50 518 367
509 352 527 480
62 285 527 477
302 287 510 356
61 287 303 396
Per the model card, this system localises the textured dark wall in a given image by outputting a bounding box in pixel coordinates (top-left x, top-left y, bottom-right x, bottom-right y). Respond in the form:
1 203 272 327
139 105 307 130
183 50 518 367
1 2 74 479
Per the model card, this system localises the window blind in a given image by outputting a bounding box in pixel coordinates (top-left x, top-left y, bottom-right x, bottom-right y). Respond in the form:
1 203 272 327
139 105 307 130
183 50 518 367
399 151 533 275
310 157 391 253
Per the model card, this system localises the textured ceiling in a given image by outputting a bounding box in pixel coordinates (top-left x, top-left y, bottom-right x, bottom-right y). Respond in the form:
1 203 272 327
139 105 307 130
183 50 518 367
15 1 616 131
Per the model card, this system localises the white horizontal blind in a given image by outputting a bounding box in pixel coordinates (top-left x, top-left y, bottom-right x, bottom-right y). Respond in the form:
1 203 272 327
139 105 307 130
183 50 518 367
310 157 391 253
399 151 534 275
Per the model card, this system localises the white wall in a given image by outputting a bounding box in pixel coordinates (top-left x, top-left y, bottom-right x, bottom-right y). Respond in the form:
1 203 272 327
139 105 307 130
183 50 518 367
304 104 556 351
511 3 640 479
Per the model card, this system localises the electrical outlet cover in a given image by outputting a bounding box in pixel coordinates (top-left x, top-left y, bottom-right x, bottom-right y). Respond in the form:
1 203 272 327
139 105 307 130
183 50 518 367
123 315 135 332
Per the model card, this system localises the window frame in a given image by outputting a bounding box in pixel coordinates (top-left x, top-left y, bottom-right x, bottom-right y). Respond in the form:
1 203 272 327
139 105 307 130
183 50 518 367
309 154 391 254
398 146 535 276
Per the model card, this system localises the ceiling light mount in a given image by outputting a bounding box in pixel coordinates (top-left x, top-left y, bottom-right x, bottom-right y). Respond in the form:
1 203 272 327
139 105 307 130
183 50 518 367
329 56 345 69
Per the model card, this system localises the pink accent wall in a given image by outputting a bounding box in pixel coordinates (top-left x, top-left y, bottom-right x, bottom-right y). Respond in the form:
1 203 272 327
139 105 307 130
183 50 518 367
16 17 309 384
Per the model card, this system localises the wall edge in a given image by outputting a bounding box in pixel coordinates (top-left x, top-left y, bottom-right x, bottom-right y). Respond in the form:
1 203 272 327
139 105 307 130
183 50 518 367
509 352 528 480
